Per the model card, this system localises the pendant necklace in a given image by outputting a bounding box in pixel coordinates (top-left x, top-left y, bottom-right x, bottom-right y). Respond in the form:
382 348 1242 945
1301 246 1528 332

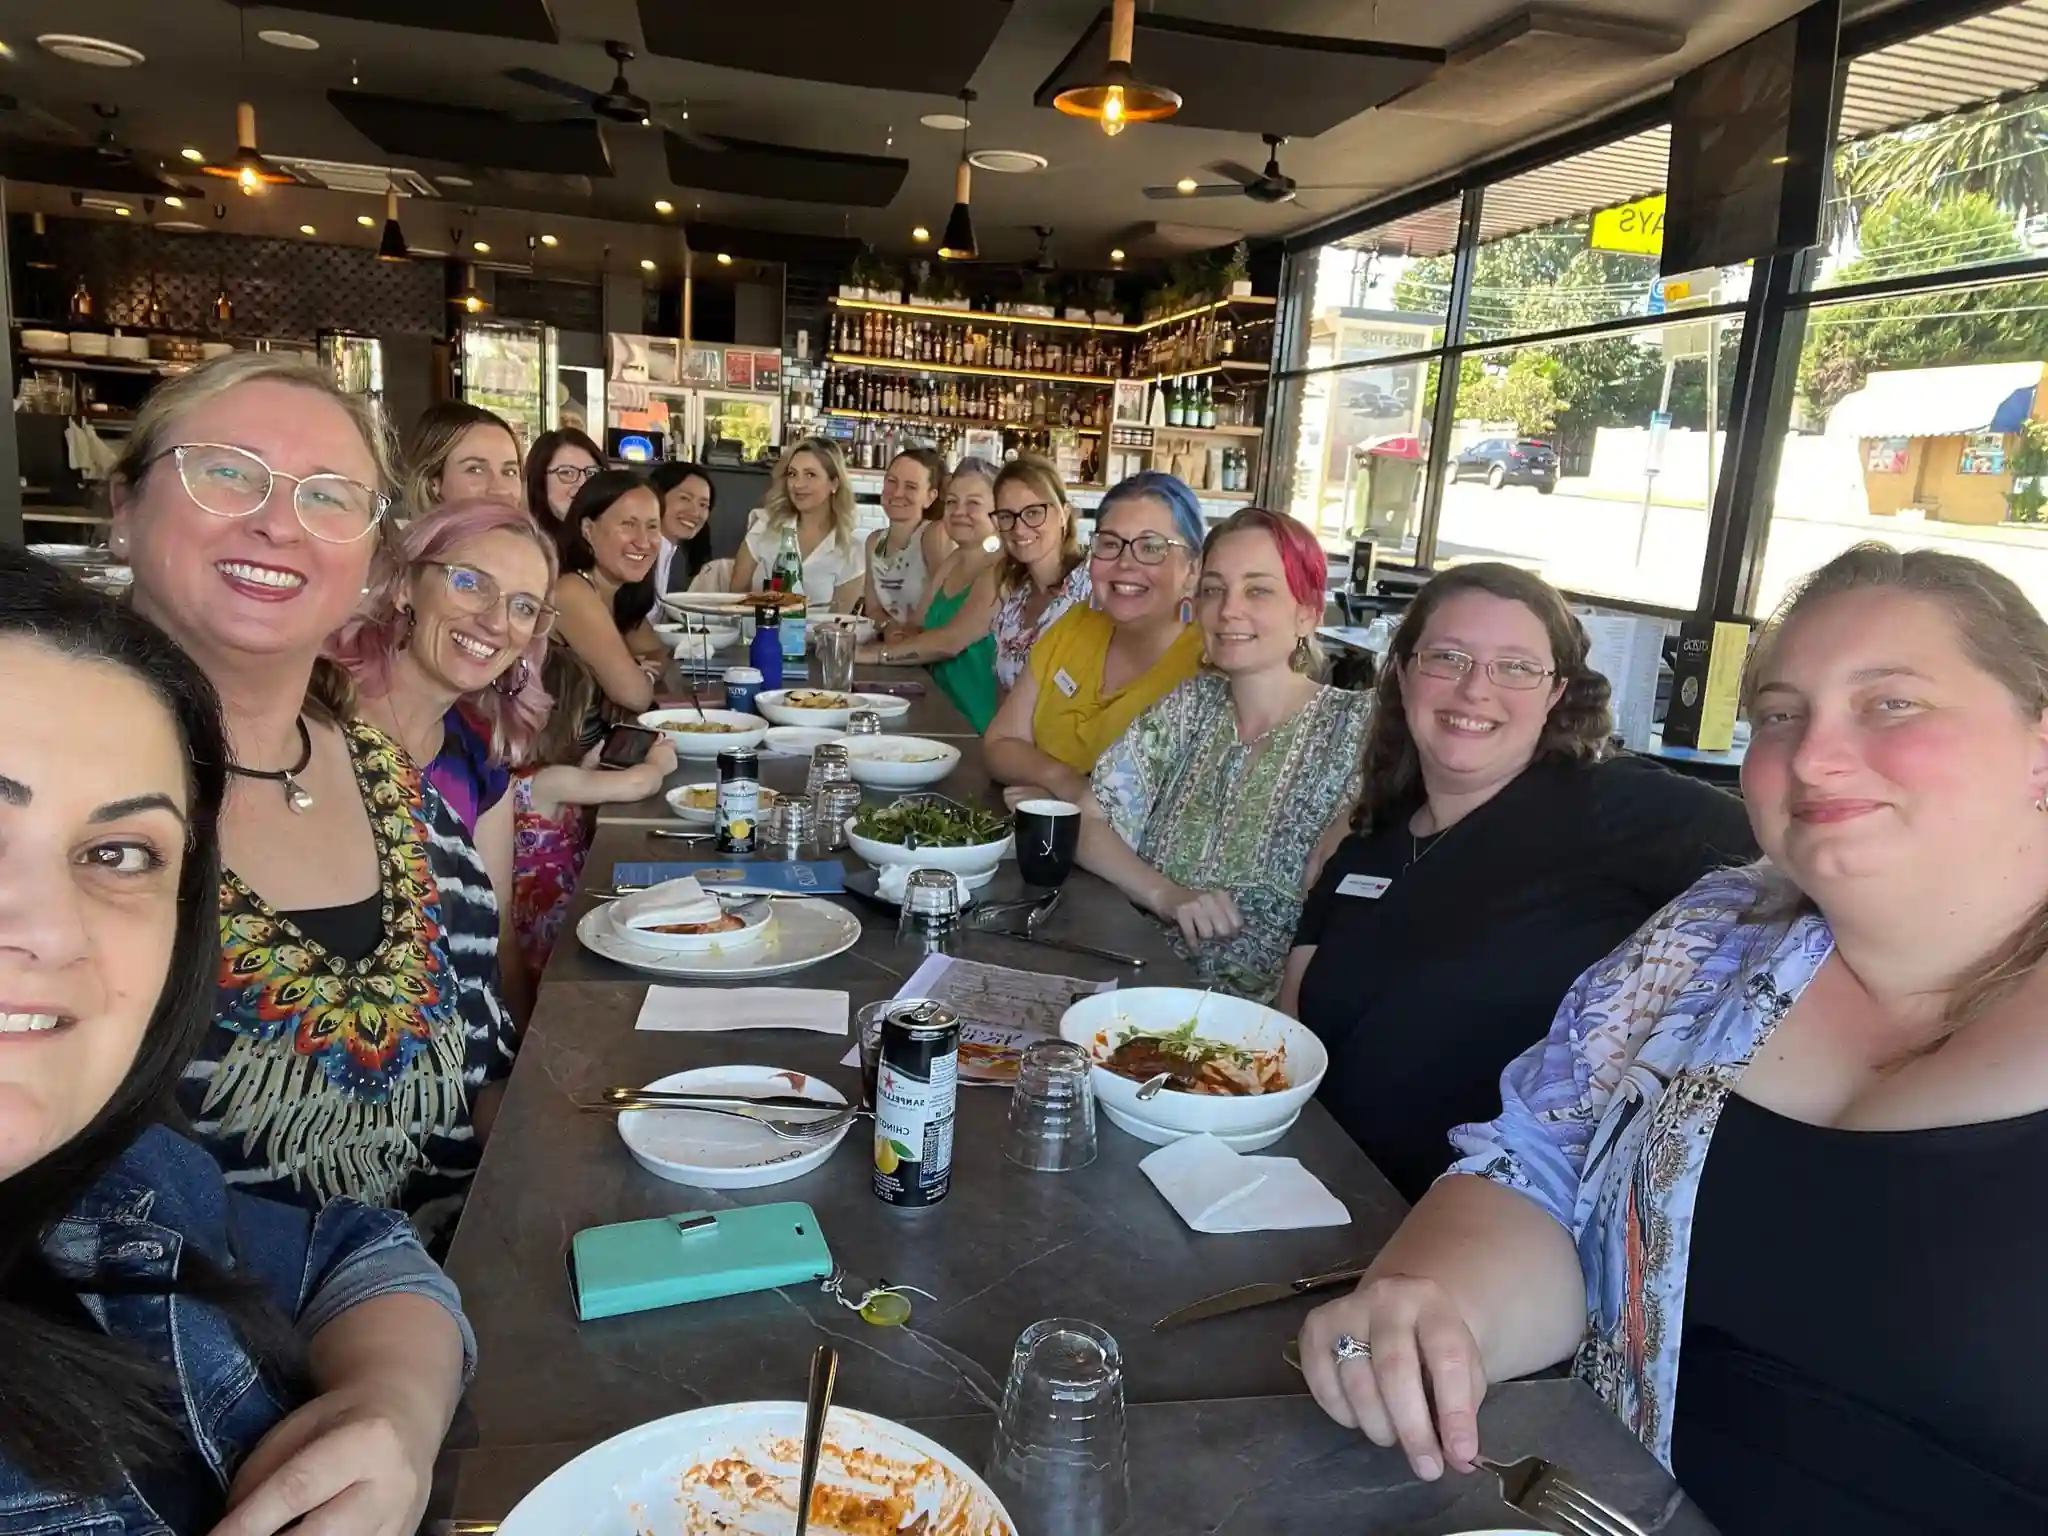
228 717 316 814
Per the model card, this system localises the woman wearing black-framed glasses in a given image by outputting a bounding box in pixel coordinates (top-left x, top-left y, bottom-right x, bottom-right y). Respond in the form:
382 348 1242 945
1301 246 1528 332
525 426 605 525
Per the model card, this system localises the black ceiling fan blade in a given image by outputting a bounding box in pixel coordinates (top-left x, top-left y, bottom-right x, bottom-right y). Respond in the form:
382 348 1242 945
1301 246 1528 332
647 113 725 154
1290 183 1385 193
504 66 607 110
0 94 87 141
1206 160 1264 188
1143 183 1244 199
0 137 173 194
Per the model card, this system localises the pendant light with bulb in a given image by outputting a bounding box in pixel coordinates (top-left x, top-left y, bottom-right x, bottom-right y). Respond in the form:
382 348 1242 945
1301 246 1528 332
201 15 292 192
1053 0 1181 136
937 88 977 262
377 178 409 261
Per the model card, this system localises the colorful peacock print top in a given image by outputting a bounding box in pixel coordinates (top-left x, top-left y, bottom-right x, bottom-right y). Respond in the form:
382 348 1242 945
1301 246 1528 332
184 720 517 1247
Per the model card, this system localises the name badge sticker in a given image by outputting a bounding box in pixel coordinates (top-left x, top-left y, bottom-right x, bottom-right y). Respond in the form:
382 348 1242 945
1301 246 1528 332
1336 873 1392 900
1052 668 1080 698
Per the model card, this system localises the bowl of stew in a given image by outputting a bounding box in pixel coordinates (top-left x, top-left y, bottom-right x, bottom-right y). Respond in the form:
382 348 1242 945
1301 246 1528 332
1058 987 1327 1144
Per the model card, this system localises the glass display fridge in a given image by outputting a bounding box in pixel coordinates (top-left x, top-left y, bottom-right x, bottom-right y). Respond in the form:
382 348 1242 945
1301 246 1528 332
604 334 784 465
459 320 558 448
318 330 384 404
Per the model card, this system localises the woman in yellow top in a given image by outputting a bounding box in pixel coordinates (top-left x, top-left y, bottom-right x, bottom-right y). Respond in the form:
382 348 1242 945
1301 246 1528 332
986 471 1206 805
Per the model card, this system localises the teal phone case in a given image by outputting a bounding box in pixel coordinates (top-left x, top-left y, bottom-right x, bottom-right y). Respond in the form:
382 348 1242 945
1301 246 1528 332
568 1201 832 1322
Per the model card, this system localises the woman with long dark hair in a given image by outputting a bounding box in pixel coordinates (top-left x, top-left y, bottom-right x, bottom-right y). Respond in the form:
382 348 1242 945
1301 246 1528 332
0 547 469 1534
549 468 668 726
649 459 717 595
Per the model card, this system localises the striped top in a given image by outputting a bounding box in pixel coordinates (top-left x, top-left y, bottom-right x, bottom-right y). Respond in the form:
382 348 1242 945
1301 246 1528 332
182 721 517 1249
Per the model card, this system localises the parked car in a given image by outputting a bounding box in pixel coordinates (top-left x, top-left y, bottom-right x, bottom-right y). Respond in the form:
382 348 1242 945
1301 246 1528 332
1451 437 1559 492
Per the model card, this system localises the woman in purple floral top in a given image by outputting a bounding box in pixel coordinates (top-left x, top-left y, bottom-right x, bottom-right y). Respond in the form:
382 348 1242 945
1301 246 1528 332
989 455 1091 693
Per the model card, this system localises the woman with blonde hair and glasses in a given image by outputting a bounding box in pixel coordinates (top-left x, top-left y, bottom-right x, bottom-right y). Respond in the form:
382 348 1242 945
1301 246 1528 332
728 434 865 612
987 454 1090 694
1302 545 2048 1534
401 399 523 515
1277 561 1750 1201
1080 508 1373 1001
109 352 517 1245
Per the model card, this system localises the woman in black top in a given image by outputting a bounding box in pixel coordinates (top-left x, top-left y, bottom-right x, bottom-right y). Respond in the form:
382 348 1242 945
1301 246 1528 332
1278 563 1753 1201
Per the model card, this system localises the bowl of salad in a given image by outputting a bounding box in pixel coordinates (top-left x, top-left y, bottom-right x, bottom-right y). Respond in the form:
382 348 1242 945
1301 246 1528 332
1059 987 1327 1147
844 798 1013 877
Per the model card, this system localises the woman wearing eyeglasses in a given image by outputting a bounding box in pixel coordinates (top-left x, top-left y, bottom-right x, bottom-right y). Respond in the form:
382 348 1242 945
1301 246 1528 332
525 426 605 525
402 400 523 516
325 498 561 1024
985 471 1208 805
986 455 1091 696
1276 563 1753 1201
109 353 518 1243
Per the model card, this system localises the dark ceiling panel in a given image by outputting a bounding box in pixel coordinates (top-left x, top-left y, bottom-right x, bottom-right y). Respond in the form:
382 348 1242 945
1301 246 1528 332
1035 12 1444 139
637 0 1010 93
232 0 559 43
685 222 860 265
664 134 908 207
327 91 612 177
0 141 176 196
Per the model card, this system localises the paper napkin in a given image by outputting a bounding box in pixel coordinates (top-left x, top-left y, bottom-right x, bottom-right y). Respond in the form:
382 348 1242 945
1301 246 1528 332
635 986 850 1036
1140 1133 1350 1233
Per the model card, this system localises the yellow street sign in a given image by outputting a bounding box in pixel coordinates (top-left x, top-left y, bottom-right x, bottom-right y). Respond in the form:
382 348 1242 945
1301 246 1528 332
1590 193 1665 257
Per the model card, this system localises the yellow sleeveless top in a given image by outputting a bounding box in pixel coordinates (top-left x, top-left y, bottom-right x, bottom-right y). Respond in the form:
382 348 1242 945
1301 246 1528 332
1027 606 1205 775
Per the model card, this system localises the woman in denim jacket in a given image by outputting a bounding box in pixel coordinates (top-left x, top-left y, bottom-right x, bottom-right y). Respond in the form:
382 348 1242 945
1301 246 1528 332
0 548 472 1534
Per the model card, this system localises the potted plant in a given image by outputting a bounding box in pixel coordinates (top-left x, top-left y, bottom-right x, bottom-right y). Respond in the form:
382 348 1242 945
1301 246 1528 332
1016 272 1055 318
1224 240 1253 298
1092 275 1122 325
909 258 935 304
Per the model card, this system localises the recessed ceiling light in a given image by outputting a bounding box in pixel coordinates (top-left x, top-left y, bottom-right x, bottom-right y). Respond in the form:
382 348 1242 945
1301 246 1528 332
654 198 674 214
356 213 374 227
716 252 732 265
920 111 971 132
162 195 183 208
180 147 204 162
0 41 14 61
1110 247 1126 262
257 29 320 51
438 174 472 187
472 240 489 253
300 224 316 235
912 225 930 242
540 233 558 247
640 258 655 271
35 34 145 68
967 149 1047 175
1175 177 1198 194
114 206 130 216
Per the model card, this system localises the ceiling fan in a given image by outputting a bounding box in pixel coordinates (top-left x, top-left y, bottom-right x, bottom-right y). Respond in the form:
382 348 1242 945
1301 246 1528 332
504 38 724 154
0 97 176 193
1143 133 1378 205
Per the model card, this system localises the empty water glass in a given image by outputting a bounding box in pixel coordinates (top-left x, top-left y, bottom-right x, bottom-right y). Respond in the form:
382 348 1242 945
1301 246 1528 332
806 741 853 796
1002 1040 1097 1173
768 796 813 856
813 621 857 692
812 782 863 851
984 1319 1129 1536
845 707 883 736
855 1000 893 1108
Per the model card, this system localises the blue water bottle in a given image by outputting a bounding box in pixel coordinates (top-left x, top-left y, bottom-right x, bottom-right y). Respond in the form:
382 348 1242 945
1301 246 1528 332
748 605 784 692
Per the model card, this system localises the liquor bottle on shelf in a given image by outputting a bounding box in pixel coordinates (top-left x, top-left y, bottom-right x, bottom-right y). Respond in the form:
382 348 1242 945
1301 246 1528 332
1166 379 1184 428
1200 378 1217 429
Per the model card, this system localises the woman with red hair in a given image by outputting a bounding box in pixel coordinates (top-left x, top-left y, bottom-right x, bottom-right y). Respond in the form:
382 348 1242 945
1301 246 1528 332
1078 507 1373 1002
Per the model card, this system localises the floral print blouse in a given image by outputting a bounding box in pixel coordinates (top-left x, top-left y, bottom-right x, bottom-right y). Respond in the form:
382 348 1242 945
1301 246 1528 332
1446 862 1835 1469
1090 673 1373 1001
992 561 1091 692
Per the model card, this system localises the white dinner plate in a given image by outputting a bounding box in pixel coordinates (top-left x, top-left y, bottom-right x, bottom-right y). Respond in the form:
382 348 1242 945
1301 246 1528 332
617 1065 851 1189
577 897 863 979
853 691 913 721
664 782 783 826
761 725 846 757
497 1401 1015 1536
1100 1101 1301 1152
659 590 750 615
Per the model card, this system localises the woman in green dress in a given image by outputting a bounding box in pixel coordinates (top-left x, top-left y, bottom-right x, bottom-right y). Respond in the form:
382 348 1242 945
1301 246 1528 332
1080 508 1372 1002
860 456 1003 730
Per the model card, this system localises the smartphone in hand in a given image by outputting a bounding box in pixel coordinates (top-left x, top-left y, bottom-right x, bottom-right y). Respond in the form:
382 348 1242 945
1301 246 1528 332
598 723 661 769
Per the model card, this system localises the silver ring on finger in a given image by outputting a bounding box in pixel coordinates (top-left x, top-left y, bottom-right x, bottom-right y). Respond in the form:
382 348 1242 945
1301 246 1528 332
1333 1333 1373 1364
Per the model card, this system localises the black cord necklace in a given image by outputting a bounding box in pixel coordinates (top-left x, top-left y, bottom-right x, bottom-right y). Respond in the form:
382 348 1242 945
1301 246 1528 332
227 717 315 814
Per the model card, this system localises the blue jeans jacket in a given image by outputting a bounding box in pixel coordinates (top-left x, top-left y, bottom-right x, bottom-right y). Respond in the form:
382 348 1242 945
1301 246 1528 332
0 1124 475 1534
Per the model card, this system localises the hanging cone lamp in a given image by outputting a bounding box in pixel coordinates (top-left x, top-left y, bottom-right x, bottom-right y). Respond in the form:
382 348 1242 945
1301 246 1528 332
377 185 409 261
202 102 293 193
937 89 977 261
1054 0 1181 136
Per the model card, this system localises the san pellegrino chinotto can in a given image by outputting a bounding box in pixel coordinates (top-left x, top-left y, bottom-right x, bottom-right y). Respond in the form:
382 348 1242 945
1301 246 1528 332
872 999 960 1208
715 745 760 855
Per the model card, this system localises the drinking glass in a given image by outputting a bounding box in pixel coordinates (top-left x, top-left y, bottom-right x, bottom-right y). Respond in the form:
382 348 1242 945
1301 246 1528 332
1013 799 1081 888
855 1000 892 1108
1002 1040 1096 1172
984 1318 1129 1536
813 622 857 692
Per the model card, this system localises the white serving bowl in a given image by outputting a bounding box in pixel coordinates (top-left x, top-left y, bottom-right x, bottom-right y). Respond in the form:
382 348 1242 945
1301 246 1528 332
68 331 109 357
608 888 773 954
638 707 772 758
21 329 67 354
841 734 961 790
657 621 740 656
852 691 912 722
846 819 1012 877
755 687 865 729
498 1398 1015 1535
1059 987 1328 1142
809 611 879 645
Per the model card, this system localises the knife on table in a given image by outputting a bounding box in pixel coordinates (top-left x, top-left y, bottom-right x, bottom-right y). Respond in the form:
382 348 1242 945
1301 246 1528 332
1152 1263 1371 1331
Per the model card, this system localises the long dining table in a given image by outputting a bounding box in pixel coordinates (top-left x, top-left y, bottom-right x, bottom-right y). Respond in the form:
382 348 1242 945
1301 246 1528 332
432 652 1716 1534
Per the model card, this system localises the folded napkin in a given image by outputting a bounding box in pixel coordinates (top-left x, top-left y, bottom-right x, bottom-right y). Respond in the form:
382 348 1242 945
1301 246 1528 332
874 865 975 907
635 986 850 1035
1139 1133 1350 1234
612 876 722 935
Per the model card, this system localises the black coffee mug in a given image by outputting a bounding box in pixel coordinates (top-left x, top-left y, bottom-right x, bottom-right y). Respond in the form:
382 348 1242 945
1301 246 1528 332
1014 799 1081 887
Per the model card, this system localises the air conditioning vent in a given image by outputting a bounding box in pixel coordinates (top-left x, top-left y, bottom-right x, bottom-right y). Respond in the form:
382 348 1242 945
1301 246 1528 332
267 157 440 198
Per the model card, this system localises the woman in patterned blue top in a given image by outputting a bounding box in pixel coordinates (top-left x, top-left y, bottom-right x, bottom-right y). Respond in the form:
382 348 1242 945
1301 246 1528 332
1297 545 2048 1534
110 354 517 1250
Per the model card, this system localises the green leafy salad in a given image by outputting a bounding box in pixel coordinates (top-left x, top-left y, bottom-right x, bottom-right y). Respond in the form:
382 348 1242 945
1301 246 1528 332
852 800 1009 848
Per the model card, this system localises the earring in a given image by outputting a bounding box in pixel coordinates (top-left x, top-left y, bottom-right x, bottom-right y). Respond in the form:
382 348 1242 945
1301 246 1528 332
1291 634 1315 673
1178 595 1194 625
493 659 531 697
397 606 416 650
2036 789 2048 814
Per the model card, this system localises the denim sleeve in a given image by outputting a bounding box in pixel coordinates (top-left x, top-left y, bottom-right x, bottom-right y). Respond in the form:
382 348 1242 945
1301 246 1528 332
293 1199 478 1381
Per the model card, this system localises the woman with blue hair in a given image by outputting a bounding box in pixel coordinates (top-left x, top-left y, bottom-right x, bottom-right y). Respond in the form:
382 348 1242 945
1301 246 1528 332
985 469 1206 804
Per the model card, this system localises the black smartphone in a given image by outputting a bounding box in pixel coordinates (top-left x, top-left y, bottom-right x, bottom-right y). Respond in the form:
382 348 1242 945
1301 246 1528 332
598 723 660 769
